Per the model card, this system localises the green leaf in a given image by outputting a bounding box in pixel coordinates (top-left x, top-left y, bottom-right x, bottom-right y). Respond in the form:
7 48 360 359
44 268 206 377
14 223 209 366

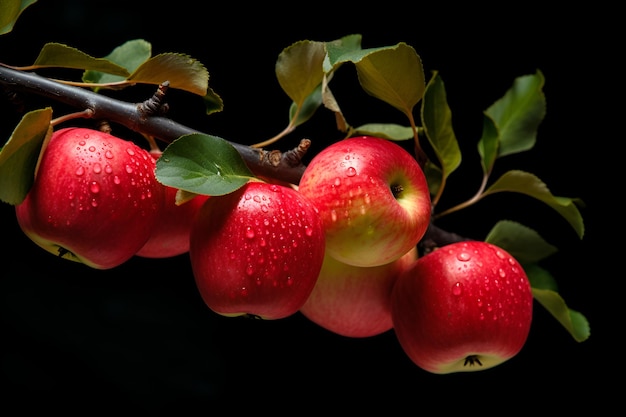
0 108 52 205
525 263 559 292
353 43 425 116
288 83 323 128
0 0 37 35
485 220 558 264
276 40 327 105
481 70 546 158
31 43 130 76
83 39 152 86
531 286 591 342
127 53 209 96
202 86 224 115
323 33 363 72
352 123 414 140
482 170 585 239
155 133 254 196
477 114 499 174
421 71 461 178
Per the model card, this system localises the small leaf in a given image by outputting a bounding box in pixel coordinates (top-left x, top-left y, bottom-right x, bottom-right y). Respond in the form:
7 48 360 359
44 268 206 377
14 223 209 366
155 133 254 196
352 123 414 140
0 108 52 204
31 43 130 76
532 285 591 342
354 43 425 115
127 53 209 96
83 39 152 86
421 71 461 178
482 70 546 157
203 86 224 115
482 170 585 239
323 34 363 72
477 114 499 174
289 83 323 128
0 0 38 35
485 220 558 264
276 40 326 105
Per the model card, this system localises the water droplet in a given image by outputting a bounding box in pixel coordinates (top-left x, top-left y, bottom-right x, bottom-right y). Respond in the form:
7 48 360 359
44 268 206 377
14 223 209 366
88 146 96 152
498 268 506 278
245 227 255 239
346 167 357 177
330 210 337 222
93 163 102 174
495 250 506 259
304 226 313 237
104 164 113 174
83 133 90 139
261 204 268 213
457 251 471 261
89 181 100 193
125 165 133 174
104 150 114 159
245 265 254 276
253 195 261 203
75 166 85 176
126 148 135 156
91 199 98 207
113 176 121 184
452 282 463 296
334 178 341 186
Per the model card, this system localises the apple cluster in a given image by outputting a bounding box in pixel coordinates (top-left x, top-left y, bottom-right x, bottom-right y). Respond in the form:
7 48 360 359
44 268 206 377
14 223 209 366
14 128 534 374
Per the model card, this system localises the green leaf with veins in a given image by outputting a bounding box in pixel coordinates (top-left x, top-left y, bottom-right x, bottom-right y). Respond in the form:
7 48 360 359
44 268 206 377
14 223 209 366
31 43 130 75
155 133 254 196
276 40 326 106
0 108 52 205
83 39 152 87
528 264 590 342
127 53 209 96
482 170 585 239
485 220 558 264
479 71 546 173
421 71 461 181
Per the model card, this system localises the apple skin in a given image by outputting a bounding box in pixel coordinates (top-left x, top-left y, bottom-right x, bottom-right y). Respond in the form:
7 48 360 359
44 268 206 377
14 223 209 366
300 246 417 338
390 240 533 374
298 136 431 267
15 127 165 269
135 150 210 258
189 180 325 320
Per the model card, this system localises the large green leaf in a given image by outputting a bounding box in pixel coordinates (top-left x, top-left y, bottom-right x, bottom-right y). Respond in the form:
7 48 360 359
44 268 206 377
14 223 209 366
0 108 52 204
528 264 590 342
127 53 209 96
276 40 326 105
155 133 254 196
482 170 585 239
83 39 152 86
352 123 414 140
323 33 363 72
353 43 425 116
421 71 461 180
0 0 37 35
485 220 558 264
31 43 130 76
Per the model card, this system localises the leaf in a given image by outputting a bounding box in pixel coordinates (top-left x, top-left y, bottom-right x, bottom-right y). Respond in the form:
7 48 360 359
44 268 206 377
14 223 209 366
531 286 591 342
0 108 52 204
477 114 499 174
353 43 425 116
127 53 209 96
481 70 546 158
276 40 327 105
31 43 130 76
155 133 254 196
0 0 37 35
83 39 152 86
482 170 585 239
323 33 363 72
485 220 558 264
288 83 323 128
202 86 224 115
421 71 461 178
352 123 414 140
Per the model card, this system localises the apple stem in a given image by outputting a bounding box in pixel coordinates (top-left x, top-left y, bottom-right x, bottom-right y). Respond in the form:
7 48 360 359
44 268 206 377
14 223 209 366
418 223 471 255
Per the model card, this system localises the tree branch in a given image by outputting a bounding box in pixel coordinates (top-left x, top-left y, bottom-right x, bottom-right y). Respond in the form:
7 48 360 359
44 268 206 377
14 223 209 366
0 65 307 185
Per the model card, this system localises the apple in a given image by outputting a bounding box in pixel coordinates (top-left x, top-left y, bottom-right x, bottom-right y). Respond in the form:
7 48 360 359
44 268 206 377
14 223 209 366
297 136 431 267
135 150 210 258
390 240 534 374
300 246 417 338
15 127 164 269
189 180 325 320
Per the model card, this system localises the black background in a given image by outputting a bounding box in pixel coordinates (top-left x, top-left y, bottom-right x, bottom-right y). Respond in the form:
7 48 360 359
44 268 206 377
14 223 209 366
1 2 607 414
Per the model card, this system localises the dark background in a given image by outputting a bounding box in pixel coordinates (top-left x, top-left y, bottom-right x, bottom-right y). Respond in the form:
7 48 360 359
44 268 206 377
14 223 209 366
1 1 607 414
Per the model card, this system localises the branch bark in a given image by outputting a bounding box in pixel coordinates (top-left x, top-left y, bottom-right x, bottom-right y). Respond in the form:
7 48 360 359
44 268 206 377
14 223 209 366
0 65 307 185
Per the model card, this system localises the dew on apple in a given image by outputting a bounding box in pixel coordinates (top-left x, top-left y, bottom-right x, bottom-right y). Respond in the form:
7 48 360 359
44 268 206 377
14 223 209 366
346 167 357 177
89 181 100 193
452 282 463 296
457 251 471 261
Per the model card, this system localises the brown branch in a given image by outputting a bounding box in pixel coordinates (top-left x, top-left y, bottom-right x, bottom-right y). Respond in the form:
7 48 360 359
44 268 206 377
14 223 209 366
0 65 307 185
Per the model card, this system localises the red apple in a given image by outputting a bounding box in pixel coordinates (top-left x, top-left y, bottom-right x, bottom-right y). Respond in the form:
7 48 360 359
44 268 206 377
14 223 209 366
135 150 210 258
298 136 431 267
189 180 325 320
391 240 533 374
300 246 417 338
15 127 164 269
